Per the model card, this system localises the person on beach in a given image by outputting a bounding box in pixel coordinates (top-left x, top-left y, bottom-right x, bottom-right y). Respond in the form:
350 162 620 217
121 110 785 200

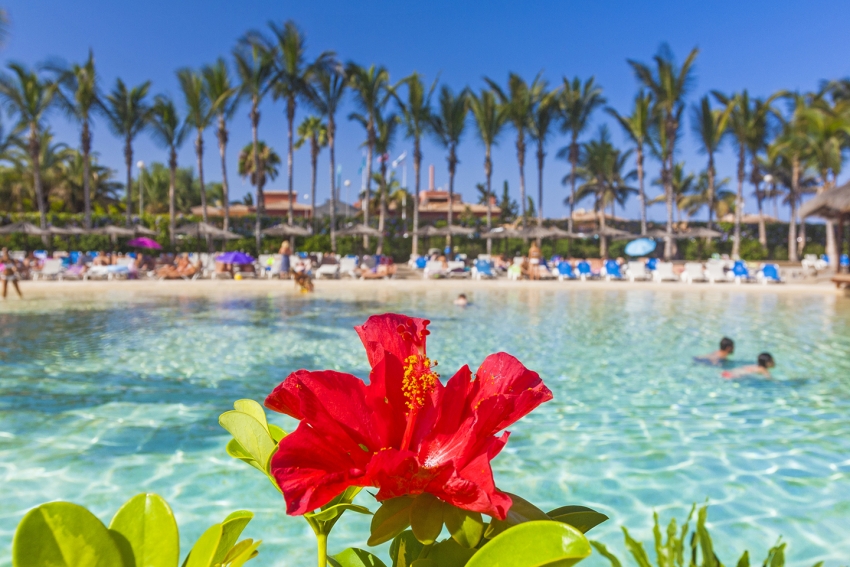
1 248 23 299
528 241 541 280
279 241 291 280
695 337 735 365
722 353 775 379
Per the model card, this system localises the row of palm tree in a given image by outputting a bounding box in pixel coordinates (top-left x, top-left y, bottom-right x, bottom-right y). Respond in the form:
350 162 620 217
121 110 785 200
1 24 849 261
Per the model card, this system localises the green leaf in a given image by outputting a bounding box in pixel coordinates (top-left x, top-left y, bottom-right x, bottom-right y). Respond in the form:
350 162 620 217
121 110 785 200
410 493 445 545
225 439 266 473
219 411 277 471
225 539 261 567
622 527 653 567
309 503 372 523
368 497 414 546
330 548 389 567
444 506 483 549
389 531 424 567
184 523 222 567
12 502 127 567
214 511 254 564
233 399 269 433
268 424 287 443
590 541 623 567
108 529 137 567
466 520 591 567
427 537 476 567
484 493 550 539
547 506 608 534
109 493 180 567
736 550 750 567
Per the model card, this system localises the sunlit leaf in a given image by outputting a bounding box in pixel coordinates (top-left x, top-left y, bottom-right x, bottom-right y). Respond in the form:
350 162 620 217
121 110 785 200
466 521 591 567
184 523 222 567
444 506 483 549
109 493 179 567
330 547 388 567
219 411 277 470
309 503 373 523
233 399 269 433
368 497 414 546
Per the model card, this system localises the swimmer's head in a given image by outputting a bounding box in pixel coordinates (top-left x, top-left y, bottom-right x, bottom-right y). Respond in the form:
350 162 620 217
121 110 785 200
757 352 775 368
458 294 466 300
720 337 735 353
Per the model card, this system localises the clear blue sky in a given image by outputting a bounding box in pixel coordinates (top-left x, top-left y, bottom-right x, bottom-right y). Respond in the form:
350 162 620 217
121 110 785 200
4 0 849 221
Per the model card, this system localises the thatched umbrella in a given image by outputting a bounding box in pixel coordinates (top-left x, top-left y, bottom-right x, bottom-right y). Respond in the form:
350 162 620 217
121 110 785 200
262 224 313 237
132 225 157 236
414 225 443 237
645 228 690 240
48 226 88 236
592 226 636 240
94 225 137 238
482 227 521 239
684 227 723 239
337 224 382 238
801 181 850 270
0 222 49 236
173 222 241 241
433 225 475 237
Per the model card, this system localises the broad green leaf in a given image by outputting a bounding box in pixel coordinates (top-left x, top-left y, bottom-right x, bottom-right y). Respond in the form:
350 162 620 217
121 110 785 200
736 550 750 567
109 529 136 567
225 539 261 567
389 531 424 567
330 548 388 567
12 502 127 567
184 523 222 567
109 493 180 567
225 439 266 473
622 527 652 567
763 542 786 567
426 537 476 567
214 511 254 564
219 411 277 470
444 506 483 549
268 424 287 443
309 503 373 523
233 399 269 433
590 541 623 567
368 497 414 546
466 521 591 567
547 506 609 534
410 493 444 545
485 492 549 539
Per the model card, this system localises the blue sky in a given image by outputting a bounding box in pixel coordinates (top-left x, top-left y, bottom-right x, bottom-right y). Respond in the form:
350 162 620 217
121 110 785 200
4 0 850 221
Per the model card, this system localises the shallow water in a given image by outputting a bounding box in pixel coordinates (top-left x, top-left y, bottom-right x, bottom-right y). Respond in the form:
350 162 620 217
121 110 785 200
1 288 849 566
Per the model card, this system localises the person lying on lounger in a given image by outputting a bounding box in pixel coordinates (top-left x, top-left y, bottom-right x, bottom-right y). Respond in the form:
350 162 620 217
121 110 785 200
695 337 735 365
722 352 775 379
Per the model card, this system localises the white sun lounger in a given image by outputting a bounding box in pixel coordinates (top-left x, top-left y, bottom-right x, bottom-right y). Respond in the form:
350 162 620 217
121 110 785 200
424 260 448 279
32 258 64 280
626 261 649 282
652 262 678 282
705 262 728 283
339 257 359 278
316 262 340 279
681 262 707 283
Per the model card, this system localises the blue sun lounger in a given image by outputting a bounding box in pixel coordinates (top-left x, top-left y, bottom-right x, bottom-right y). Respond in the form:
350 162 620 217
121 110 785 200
557 262 575 281
577 260 592 281
604 259 623 281
757 263 782 284
732 260 751 284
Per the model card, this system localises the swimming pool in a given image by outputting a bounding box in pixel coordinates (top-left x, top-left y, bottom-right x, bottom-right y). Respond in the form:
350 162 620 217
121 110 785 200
1 288 849 566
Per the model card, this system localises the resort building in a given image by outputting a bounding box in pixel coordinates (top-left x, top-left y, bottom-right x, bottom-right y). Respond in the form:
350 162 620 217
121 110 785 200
191 192 313 218
414 165 500 221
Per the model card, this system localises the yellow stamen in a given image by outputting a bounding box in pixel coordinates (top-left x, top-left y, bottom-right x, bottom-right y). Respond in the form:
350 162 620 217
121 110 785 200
401 355 439 410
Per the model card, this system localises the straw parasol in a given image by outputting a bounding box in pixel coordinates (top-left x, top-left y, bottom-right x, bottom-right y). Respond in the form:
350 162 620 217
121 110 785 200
645 228 690 240
482 227 521 239
414 225 444 237
94 225 137 238
48 226 89 236
800 181 850 220
337 224 382 237
0 222 49 236
592 226 636 239
173 222 242 240
132 225 157 236
684 227 723 238
434 225 475 237
545 226 579 239
262 224 313 237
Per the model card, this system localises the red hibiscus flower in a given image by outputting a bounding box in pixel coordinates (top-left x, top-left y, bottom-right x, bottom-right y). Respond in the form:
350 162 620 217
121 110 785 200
265 313 552 520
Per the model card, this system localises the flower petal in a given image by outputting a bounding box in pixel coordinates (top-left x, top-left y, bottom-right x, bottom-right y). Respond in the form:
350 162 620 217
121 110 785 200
355 313 431 367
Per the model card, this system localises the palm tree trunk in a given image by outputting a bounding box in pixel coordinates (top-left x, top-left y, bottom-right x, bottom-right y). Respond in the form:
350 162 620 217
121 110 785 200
599 202 608 258
81 121 92 229
124 136 133 227
637 144 645 236
757 189 767 251
485 145 493 256
377 162 387 255
29 127 47 245
286 98 295 229
789 157 799 262
251 102 262 254
169 148 177 246
447 149 456 251
798 216 806 257
217 115 230 232
196 131 210 251
329 118 337 253
537 143 544 230
733 145 744 258
518 134 526 229
707 155 716 232
412 139 421 257
664 160 674 260
364 127 374 249
310 138 318 234
821 174 838 269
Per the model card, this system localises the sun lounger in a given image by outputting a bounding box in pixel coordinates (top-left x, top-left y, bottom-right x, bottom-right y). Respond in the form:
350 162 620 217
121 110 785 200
316 261 340 279
681 262 707 284
652 262 678 282
447 260 469 278
756 263 782 284
557 262 575 281
626 261 649 282
538 264 557 280
576 261 592 281
603 260 623 281
32 258 64 280
338 257 359 278
705 262 727 283
731 260 752 284
424 260 447 279
472 259 496 280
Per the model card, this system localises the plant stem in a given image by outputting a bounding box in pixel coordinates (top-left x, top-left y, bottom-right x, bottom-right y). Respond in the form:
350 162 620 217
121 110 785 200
317 533 328 567
417 543 433 560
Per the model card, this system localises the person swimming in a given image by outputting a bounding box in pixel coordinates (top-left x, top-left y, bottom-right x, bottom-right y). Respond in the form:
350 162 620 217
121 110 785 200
453 293 468 307
695 337 735 365
722 352 775 379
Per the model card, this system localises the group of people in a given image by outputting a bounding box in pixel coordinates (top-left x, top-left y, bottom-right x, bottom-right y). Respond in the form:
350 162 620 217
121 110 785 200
697 337 776 378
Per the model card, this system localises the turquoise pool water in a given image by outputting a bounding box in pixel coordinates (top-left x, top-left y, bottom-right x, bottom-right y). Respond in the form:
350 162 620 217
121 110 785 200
1 288 849 566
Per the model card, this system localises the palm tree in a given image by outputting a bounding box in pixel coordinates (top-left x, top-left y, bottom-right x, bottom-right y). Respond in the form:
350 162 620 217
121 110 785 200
690 94 732 235
238 141 281 218
234 38 275 252
650 162 696 223
294 115 327 232
370 111 399 254
0 63 56 233
746 97 782 251
430 85 469 251
148 95 185 245
202 58 240 231
559 76 606 233
347 63 390 246
395 72 436 257
607 91 652 235
101 78 151 226
629 45 698 259
49 51 99 228
306 66 346 252
529 83 559 229
265 20 335 229
681 172 734 221
178 68 213 228
469 89 507 254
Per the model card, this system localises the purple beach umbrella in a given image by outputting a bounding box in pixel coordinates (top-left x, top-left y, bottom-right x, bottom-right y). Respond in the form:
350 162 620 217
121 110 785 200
127 237 162 249
216 251 255 264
